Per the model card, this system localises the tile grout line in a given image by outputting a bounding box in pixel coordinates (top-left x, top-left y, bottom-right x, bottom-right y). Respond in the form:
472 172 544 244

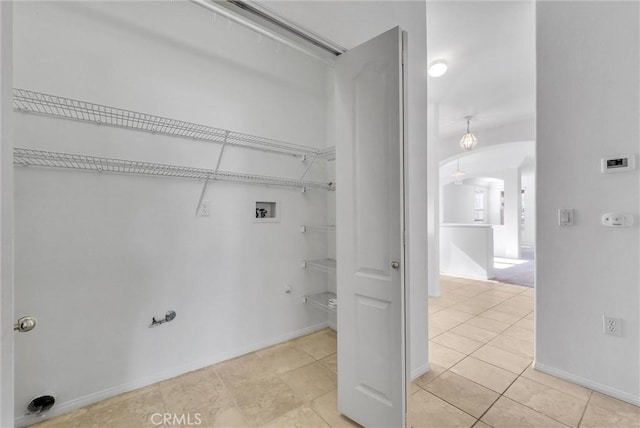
479 365 589 428
419 343 530 423
430 316 534 367
472 363 533 426
227 328 336 427
418 314 529 425
423 282 535 427
428 329 592 428
576 390 594 428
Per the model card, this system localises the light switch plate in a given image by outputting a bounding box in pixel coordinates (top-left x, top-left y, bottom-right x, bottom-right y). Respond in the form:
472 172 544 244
558 209 574 226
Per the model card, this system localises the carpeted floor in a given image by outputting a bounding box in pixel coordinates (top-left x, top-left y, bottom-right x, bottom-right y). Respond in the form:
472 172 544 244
492 246 534 287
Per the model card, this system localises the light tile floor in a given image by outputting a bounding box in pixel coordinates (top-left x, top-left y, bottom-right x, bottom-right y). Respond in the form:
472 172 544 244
412 275 640 428
32 276 639 428
32 329 354 428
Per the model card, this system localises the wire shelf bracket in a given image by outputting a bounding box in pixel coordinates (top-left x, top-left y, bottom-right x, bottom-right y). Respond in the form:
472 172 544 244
13 148 335 191
301 258 337 272
300 225 336 233
196 130 229 214
13 88 328 159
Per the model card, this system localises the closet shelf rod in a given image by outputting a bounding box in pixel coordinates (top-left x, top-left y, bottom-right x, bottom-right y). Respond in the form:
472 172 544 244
13 88 325 159
13 148 335 191
189 0 335 66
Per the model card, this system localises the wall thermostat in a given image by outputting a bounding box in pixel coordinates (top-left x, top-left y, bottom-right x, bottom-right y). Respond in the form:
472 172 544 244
601 154 636 173
602 213 634 227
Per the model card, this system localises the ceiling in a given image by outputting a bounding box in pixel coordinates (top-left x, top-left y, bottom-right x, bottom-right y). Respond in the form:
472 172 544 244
259 1 419 50
258 0 535 150
427 1 535 139
440 141 535 185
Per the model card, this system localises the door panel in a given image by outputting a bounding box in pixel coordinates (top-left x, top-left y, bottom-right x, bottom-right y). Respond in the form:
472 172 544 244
336 26 406 428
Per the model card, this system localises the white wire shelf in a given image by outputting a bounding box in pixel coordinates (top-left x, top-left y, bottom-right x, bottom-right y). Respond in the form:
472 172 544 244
317 146 335 161
301 258 337 272
13 148 335 191
300 225 336 233
13 88 328 158
304 292 337 313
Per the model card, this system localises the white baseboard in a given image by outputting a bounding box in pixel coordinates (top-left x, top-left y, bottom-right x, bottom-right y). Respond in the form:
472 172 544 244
533 361 640 406
15 322 329 427
411 362 431 381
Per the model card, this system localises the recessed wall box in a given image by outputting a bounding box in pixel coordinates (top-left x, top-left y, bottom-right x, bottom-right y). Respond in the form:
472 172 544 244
601 154 636 173
254 201 280 223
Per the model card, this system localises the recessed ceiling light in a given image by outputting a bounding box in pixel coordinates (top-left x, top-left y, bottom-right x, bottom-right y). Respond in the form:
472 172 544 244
428 59 448 78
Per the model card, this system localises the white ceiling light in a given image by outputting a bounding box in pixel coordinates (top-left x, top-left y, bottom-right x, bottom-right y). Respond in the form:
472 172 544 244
428 59 448 78
459 116 478 151
452 158 465 185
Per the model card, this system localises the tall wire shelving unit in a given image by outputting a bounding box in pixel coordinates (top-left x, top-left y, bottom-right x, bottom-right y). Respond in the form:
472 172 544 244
14 87 338 316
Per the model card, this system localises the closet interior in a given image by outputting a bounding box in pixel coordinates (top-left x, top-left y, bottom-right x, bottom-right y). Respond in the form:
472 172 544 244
12 1 338 423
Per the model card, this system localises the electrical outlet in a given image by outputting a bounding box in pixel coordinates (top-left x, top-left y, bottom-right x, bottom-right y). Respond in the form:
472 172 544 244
198 201 210 217
603 316 622 337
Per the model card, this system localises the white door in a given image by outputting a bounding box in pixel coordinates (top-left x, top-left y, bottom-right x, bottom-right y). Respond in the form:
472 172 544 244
336 27 406 428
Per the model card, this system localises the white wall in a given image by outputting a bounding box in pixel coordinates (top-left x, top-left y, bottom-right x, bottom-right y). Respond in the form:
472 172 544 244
440 225 494 280
521 168 535 247
536 1 640 404
487 180 503 225
427 104 440 296
487 181 507 257
442 183 473 224
441 182 488 225
13 1 332 423
503 168 521 259
0 2 14 426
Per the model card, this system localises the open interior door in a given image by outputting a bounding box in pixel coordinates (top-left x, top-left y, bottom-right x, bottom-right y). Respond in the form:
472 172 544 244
336 26 407 428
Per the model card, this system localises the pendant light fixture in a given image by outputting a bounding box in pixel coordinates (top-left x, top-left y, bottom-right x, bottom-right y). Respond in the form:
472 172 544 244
459 116 478 151
452 158 465 185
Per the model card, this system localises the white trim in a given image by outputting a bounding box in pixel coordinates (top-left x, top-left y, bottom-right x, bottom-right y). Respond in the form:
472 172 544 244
411 362 431 381
0 1 13 426
328 320 337 331
533 361 640 407
15 322 329 427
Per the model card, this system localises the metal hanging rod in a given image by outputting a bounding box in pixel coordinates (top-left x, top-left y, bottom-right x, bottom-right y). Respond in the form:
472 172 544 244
13 148 335 191
12 88 327 158
224 1 346 56
189 0 340 65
